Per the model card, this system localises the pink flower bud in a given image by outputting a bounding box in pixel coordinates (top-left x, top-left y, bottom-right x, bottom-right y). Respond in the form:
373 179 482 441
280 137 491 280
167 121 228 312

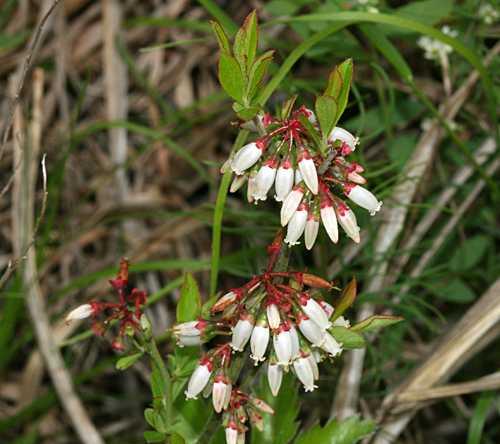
212 375 232 413
250 396 275 414
297 313 324 347
230 174 247 193
274 158 294 202
321 332 342 357
293 355 317 392
253 158 277 201
299 294 331 330
298 150 318 195
250 320 270 364
304 212 319 250
285 202 308 246
65 303 94 322
336 202 360 243
231 141 265 175
328 127 359 151
273 324 292 366
267 361 283 396
280 185 304 226
302 107 317 124
211 290 240 313
320 198 338 244
344 184 382 216
347 171 367 185
266 304 281 330
225 422 239 444
231 314 255 351
185 358 212 399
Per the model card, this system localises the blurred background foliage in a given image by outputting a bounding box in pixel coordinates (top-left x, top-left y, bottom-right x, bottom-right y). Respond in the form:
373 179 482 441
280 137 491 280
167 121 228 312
0 0 499 443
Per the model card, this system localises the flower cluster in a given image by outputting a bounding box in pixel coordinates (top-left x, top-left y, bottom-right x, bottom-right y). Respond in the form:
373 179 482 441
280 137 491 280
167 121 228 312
225 105 382 248
417 26 458 62
175 239 354 419
65 258 147 351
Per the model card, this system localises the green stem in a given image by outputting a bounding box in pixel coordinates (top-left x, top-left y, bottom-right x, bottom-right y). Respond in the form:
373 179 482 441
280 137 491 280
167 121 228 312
209 129 249 297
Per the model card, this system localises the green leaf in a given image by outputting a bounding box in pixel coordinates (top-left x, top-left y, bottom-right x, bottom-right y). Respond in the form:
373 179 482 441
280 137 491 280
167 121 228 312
144 430 167 443
430 279 476 303
298 115 321 149
351 315 404 333
325 58 353 121
210 20 231 54
176 273 202 323
251 373 300 444
395 0 453 28
218 53 245 102
332 278 357 321
295 416 375 444
144 408 168 434
247 50 274 101
169 346 200 401
329 326 365 349
449 236 489 272
467 393 495 444
115 352 143 370
171 396 212 444
233 10 258 72
315 95 337 139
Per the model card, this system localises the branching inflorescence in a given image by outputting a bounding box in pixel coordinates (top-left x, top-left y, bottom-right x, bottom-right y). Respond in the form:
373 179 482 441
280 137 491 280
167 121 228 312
66 11 402 444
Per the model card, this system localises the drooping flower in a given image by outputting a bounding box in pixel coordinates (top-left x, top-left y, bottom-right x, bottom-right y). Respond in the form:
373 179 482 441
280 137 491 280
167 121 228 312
274 158 294 202
250 317 270 364
284 202 308 246
185 357 213 399
293 354 317 392
298 149 318 195
299 293 332 330
267 360 283 396
335 202 361 243
231 313 255 352
273 323 293 366
231 141 265 175
281 185 304 226
344 184 382 216
65 303 94 322
212 374 232 413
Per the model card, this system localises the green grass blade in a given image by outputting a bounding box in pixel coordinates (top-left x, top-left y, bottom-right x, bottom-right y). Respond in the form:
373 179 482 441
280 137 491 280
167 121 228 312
197 0 238 35
467 393 495 444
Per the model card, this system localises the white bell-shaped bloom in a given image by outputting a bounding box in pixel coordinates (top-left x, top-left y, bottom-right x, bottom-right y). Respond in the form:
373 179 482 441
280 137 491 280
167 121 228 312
345 184 382 216
185 359 212 399
231 315 254 351
328 127 359 151
253 158 277 201
231 141 264 175
306 353 319 380
284 203 308 246
274 158 294 202
319 300 335 319
267 361 283 396
299 294 331 330
289 324 300 359
320 201 338 243
297 315 325 347
333 316 351 328
250 322 270 364
321 332 342 357
212 375 232 413
225 423 239 444
304 213 319 250
293 355 317 392
266 304 281 330
280 186 304 226
336 203 360 243
273 325 292 366
298 150 318 195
